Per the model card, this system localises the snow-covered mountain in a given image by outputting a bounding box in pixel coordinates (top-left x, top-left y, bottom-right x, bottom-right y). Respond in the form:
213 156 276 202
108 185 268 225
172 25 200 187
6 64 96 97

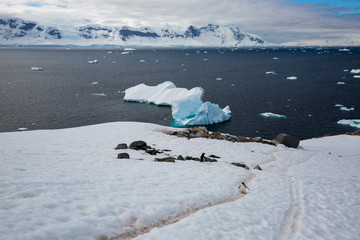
0 17 268 47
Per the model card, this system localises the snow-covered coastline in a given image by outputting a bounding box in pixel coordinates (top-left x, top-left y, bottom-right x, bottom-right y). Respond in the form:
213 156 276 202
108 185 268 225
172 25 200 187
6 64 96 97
1 121 359 240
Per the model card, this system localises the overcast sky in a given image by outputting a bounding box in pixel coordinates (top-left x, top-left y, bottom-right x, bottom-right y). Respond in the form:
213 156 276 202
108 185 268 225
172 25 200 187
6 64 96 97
1 0 360 44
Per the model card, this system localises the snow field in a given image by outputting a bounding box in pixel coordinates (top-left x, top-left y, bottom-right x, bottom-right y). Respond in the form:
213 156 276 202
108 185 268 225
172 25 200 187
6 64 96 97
1 122 360 239
0 122 274 239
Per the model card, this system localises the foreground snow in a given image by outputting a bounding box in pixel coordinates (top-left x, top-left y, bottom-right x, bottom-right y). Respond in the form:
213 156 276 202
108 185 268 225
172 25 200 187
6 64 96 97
0 122 359 240
124 82 231 126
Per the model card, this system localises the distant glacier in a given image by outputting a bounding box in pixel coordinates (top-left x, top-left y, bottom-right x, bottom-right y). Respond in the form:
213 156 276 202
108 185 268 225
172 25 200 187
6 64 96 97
0 17 269 47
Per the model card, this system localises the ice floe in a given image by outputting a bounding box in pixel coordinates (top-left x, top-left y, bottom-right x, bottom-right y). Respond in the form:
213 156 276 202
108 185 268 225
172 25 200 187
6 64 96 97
121 51 133 55
31 67 43 71
337 82 345 85
260 112 286 119
17 127 28 131
139 60 146 63
351 69 360 74
334 104 343 107
338 48 350 52
339 107 354 111
216 77 223 81
92 93 106 96
354 75 360 79
124 81 231 126
91 82 99 85
337 119 360 128
88 59 98 64
265 71 276 75
286 76 297 80
273 57 279 60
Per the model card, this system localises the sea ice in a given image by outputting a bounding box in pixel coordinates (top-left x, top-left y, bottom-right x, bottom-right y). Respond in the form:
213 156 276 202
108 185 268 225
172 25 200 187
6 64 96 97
260 112 286 119
337 119 360 128
265 71 276 75
334 104 343 107
17 127 28 131
338 48 350 52
216 77 223 81
121 51 133 55
124 81 231 126
273 57 279 60
31 67 43 71
286 76 297 80
337 82 345 85
339 106 354 111
139 60 146 63
351 69 360 74
92 93 106 96
354 75 360 79
91 82 99 85
88 59 98 64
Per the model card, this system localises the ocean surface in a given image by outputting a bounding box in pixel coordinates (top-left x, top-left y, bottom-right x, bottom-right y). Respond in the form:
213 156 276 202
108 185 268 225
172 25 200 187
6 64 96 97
0 47 359 140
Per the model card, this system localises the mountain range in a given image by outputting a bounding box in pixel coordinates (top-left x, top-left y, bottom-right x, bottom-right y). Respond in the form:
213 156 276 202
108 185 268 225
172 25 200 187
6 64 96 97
0 17 269 47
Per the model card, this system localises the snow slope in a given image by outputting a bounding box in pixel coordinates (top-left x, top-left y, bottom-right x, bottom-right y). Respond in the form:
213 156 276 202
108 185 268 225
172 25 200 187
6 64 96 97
0 122 359 240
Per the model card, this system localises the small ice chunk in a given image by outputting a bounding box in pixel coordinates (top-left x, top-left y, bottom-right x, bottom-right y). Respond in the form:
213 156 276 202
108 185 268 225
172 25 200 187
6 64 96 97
88 59 98 64
183 69 187 72
260 112 286 119
286 76 297 80
216 77 223 81
337 119 360 128
92 93 106 96
121 51 132 55
139 60 145 63
354 75 360 79
18 128 28 131
106 51 112 54
185 53 190 56
203 59 208 61
273 57 279 60
266 71 276 75
337 82 345 85
338 48 350 52
91 82 99 85
339 107 354 111
344 69 349 72
112 61 117 63
334 104 343 107
231 84 235 86
350 69 360 74
31 67 43 71
124 48 136 51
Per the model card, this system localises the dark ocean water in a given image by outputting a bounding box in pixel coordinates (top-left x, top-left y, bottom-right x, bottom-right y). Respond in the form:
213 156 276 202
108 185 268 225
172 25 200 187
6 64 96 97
0 47 359 140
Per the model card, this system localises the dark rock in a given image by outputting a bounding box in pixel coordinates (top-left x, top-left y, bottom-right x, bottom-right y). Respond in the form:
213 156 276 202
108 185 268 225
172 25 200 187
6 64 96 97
254 165 262 170
154 157 175 163
146 147 162 155
209 154 220 158
130 140 147 150
203 157 218 162
117 153 130 159
274 133 300 148
115 143 128 150
177 155 185 160
231 162 250 170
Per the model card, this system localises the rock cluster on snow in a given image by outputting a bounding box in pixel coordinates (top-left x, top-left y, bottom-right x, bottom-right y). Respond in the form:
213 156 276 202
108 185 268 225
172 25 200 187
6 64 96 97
167 127 276 146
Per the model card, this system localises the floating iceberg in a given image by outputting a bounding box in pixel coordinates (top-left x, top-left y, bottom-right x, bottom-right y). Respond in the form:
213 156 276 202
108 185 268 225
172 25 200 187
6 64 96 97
88 59 98 64
91 82 99 85
351 69 360 74
266 71 276 75
124 81 231 126
337 119 360 128
337 82 345 85
339 107 354 111
92 93 106 96
260 112 286 119
354 75 360 79
31 67 43 71
339 48 350 52
286 76 297 80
